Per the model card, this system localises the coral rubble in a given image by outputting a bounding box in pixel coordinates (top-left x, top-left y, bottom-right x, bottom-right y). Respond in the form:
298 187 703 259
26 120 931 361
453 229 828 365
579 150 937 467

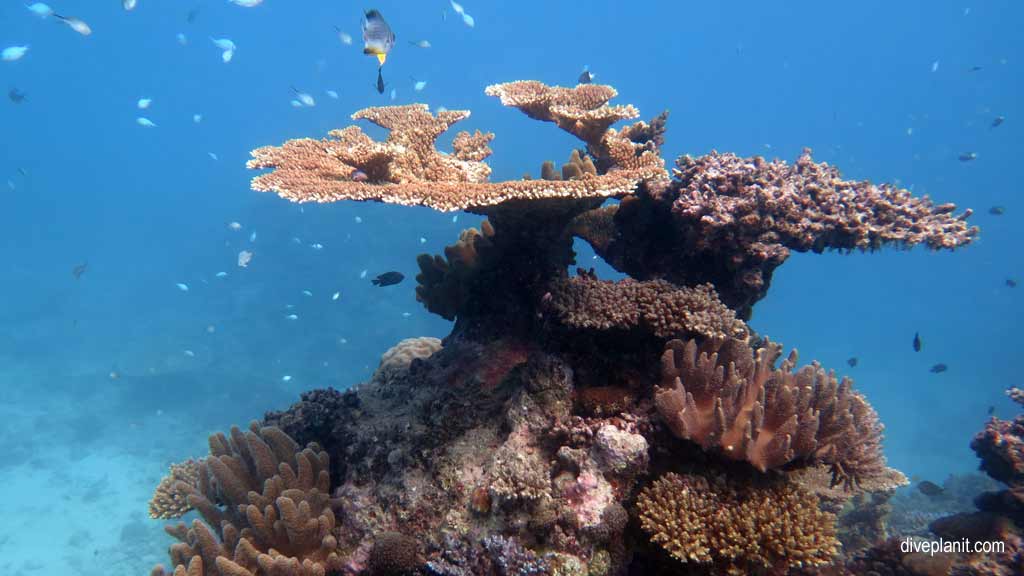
143 79 988 575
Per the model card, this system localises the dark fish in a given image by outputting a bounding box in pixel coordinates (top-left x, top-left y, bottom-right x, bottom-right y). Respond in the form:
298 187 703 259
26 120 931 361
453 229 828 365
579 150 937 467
991 116 1005 128
362 9 395 66
969 66 983 72
376 67 385 94
847 357 858 367
578 67 594 84
958 152 977 162
913 332 921 352
72 262 88 280
1007 278 1018 288
987 405 995 415
989 206 1005 215
372 271 404 286
186 7 200 24
8 88 26 103
929 363 948 374
917 480 945 497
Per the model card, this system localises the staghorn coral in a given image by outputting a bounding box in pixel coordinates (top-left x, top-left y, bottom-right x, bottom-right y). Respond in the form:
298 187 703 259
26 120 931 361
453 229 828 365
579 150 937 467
372 337 443 385
544 271 748 342
149 458 201 519
637 472 839 574
151 424 344 576
656 337 887 488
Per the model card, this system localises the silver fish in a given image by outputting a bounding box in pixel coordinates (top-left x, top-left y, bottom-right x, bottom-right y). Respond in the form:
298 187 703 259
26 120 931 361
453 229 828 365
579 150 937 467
362 9 395 66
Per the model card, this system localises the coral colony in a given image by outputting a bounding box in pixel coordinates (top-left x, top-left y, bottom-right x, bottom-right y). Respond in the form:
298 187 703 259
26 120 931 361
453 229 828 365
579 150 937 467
144 81 1019 575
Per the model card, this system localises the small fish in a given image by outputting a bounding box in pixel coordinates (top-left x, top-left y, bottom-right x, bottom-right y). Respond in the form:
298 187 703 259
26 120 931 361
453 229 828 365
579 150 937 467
409 40 431 48
281 375 292 382
376 68 386 94
137 98 152 109
183 349 195 357
193 113 202 123
931 60 939 72
1007 278 1018 288
285 314 298 320
372 271 405 286
332 291 340 301
176 32 188 46
311 242 324 250
958 152 977 162
578 66 595 84
390 87 397 101
176 283 190 292
25 3 53 18
913 332 921 352
8 88 27 103
208 152 218 161
136 117 157 128
249 231 257 242
461 13 475 27
419 237 426 244
402 312 412 317
847 357 858 367
55 15 93 36
291 87 315 107
123 0 138 10
229 0 263 7
989 206 1005 215
215 271 228 278
355 216 363 223
326 90 339 99
186 7 200 24
968 65 983 72
991 116 1005 128
211 38 236 62
289 100 303 108
917 480 944 497
452 215 459 222
2 46 29 62
362 10 395 66
291 237 302 244
228 221 242 230
360 269 368 279
987 405 995 415
302 290 313 297
206 325 216 334
450 0 465 15
237 250 253 267
335 27 353 45
929 363 948 374
413 79 427 92
71 262 88 280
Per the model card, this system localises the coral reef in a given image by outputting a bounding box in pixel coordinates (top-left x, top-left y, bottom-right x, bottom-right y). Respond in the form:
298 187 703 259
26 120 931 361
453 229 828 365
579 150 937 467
572 149 978 318
637 471 839 574
144 78 991 574
150 424 345 576
149 459 201 519
656 337 887 488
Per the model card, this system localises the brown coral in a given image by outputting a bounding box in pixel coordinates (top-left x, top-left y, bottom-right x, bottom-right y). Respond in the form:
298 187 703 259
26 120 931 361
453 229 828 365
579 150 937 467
149 459 201 519
656 338 887 488
545 272 748 341
151 424 344 576
371 336 443 384
637 472 839 573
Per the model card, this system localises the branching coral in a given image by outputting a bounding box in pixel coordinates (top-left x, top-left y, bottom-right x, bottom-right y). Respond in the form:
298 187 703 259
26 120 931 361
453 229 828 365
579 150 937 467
544 271 748 341
151 424 344 576
637 472 838 574
656 338 887 488
572 148 978 317
149 458 201 519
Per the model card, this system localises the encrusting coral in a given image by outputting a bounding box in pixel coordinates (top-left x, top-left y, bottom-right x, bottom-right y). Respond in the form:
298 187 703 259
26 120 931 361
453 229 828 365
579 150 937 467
140 78 995 574
637 471 839 574
656 337 887 488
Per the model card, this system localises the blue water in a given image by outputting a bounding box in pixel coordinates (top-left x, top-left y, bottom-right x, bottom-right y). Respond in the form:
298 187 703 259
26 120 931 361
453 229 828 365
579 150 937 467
0 1 1020 571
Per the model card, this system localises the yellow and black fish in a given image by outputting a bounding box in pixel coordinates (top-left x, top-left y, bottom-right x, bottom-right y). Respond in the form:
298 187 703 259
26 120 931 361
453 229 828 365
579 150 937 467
362 9 395 66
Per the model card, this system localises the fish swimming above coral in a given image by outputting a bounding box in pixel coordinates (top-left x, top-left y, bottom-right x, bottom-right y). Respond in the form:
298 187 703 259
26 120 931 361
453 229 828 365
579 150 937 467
372 271 404 286
362 9 395 66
